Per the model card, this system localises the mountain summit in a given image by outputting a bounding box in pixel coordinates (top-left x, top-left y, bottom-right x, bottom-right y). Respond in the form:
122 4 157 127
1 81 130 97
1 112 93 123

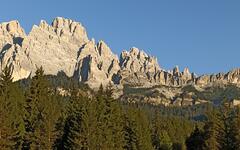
0 17 240 91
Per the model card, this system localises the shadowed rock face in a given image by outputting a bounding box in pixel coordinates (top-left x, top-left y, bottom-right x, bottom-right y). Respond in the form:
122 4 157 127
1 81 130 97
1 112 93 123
0 17 240 89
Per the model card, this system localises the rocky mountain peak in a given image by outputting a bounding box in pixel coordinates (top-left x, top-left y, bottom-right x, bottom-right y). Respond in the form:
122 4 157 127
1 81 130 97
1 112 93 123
0 18 240 92
52 17 88 43
173 66 180 75
0 20 25 51
129 47 140 56
97 40 113 57
37 17 89 45
183 67 190 75
0 17 91 81
120 47 160 73
0 20 25 37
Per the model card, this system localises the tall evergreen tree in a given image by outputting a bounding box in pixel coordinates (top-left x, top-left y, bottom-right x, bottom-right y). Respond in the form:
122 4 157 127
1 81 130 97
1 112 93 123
61 84 88 149
202 110 222 150
201 103 238 150
0 66 25 149
58 84 125 149
232 107 240 150
92 86 125 149
0 65 213 149
123 109 138 150
23 66 56 149
123 107 153 150
42 94 61 150
217 103 236 150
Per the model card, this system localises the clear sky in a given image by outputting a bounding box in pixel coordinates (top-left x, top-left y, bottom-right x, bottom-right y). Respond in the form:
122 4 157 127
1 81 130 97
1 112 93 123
0 0 240 74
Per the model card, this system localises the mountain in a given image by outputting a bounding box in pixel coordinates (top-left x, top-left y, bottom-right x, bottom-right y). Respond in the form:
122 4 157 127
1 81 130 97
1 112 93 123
1 17 240 106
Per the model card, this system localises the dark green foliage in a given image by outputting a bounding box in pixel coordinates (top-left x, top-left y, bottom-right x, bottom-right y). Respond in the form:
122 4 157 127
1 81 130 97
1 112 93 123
23 66 62 149
151 113 173 150
0 66 25 149
186 103 240 150
6 66 240 149
232 108 240 149
217 104 236 150
186 126 205 150
23 66 47 149
123 108 153 150
202 110 222 150
57 85 125 150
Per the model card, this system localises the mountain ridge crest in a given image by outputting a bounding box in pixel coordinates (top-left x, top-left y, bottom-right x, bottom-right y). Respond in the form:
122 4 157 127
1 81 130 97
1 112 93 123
0 17 239 90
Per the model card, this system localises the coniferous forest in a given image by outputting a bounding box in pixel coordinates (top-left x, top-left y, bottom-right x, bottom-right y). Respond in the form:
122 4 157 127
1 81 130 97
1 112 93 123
1 66 240 150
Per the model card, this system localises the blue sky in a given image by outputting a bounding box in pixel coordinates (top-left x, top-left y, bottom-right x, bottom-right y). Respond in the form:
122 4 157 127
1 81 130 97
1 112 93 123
0 0 240 74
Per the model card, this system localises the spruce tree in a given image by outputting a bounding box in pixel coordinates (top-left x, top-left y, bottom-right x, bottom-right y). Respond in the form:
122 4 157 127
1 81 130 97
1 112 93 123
233 108 240 149
217 103 235 150
42 94 61 150
202 103 238 150
202 109 222 150
61 84 88 149
23 66 54 149
123 109 138 150
135 110 153 150
93 85 125 149
0 66 25 149
232 107 240 150
80 94 98 150
0 65 14 149
123 107 153 150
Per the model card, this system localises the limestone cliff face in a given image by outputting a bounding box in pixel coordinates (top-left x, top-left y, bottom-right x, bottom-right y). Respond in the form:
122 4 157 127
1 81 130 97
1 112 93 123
0 17 240 90
74 40 120 88
0 17 89 82
0 20 25 48
0 17 120 88
113 47 161 86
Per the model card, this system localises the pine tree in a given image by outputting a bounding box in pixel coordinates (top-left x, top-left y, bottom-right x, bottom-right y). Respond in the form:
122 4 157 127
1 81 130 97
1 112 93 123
135 109 153 150
80 95 98 150
202 109 222 150
151 113 172 150
186 126 205 150
92 86 125 149
42 94 61 150
53 113 68 149
63 85 88 149
123 107 153 150
55 81 93 150
217 103 235 150
8 82 25 150
0 66 25 149
104 85 125 149
123 109 138 150
232 107 240 150
0 65 14 149
202 103 238 150
58 83 125 149
23 66 55 149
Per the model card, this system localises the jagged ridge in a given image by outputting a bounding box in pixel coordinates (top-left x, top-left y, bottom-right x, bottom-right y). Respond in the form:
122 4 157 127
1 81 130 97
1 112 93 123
0 17 240 92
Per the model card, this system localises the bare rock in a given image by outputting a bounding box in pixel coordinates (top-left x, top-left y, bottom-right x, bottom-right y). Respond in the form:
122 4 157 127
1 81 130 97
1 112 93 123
74 40 120 88
1 18 240 95
117 47 161 86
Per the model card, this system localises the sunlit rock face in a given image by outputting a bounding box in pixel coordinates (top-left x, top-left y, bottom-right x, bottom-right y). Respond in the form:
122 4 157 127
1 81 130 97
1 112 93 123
73 40 120 88
0 17 89 82
0 17 240 89
0 17 120 88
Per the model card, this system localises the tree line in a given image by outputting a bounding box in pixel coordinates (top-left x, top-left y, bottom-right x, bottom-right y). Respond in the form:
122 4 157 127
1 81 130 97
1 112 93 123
1 66 240 150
